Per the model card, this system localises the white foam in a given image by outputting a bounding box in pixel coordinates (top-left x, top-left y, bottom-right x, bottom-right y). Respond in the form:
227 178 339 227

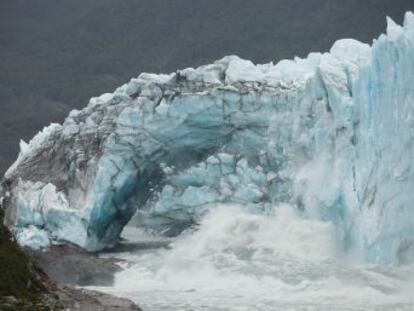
90 205 414 310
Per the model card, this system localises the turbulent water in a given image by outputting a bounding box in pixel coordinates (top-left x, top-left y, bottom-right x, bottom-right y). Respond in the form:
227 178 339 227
90 205 414 311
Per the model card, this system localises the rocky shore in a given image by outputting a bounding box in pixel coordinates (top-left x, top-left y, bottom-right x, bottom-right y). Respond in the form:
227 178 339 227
1 280 141 311
1 246 141 311
27 245 123 287
0 205 141 311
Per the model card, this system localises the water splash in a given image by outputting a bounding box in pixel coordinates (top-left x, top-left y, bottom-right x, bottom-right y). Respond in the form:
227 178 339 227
91 205 414 310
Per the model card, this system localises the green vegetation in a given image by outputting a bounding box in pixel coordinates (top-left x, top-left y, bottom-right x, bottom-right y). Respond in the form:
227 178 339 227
0 207 46 309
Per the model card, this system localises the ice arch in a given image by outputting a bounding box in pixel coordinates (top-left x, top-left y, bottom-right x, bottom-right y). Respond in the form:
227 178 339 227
3 13 414 264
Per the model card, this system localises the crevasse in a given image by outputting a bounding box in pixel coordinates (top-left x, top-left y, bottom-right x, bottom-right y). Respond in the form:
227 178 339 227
2 13 414 263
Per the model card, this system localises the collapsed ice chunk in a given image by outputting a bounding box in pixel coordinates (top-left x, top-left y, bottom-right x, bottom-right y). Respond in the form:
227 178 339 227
12 181 87 248
16 226 50 250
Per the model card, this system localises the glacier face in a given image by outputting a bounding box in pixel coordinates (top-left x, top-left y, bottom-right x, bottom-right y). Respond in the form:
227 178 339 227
2 13 414 263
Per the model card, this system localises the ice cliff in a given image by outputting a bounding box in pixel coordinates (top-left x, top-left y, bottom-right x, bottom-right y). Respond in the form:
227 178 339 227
2 14 414 263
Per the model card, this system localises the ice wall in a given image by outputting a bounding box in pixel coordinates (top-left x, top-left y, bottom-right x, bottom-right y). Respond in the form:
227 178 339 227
2 13 414 263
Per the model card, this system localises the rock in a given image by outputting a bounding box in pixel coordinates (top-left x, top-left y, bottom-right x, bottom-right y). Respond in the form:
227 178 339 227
27 245 122 286
3 295 18 304
47 283 141 311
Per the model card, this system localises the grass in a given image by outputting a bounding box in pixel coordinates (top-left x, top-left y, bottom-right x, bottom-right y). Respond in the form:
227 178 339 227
0 207 46 309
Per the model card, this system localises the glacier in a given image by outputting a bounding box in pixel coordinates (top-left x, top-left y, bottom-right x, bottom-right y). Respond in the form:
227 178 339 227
1 13 414 264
